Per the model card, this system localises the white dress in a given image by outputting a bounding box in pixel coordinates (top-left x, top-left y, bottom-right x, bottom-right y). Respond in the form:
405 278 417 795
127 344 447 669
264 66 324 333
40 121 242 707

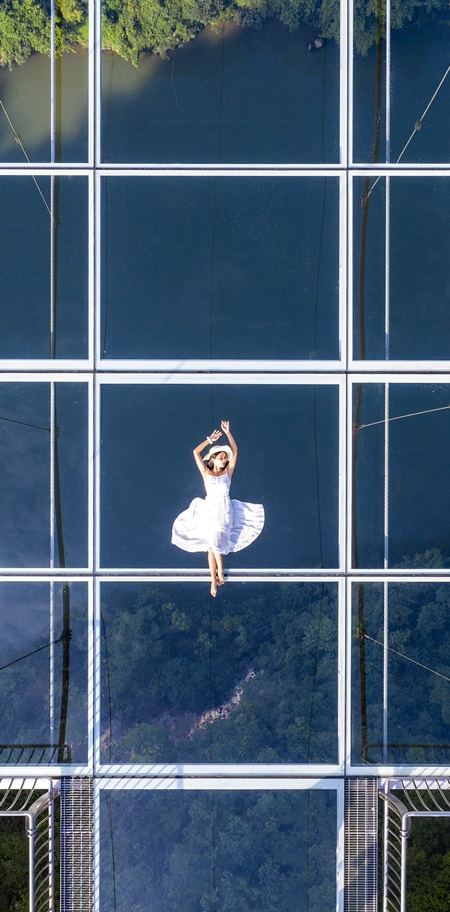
171 472 264 555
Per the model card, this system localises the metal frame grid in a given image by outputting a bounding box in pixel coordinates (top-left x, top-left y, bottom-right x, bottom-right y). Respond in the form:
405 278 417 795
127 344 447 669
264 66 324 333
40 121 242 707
380 778 450 912
345 778 378 912
93 776 346 912
345 574 450 779
60 777 94 912
0 0 449 906
0 778 57 912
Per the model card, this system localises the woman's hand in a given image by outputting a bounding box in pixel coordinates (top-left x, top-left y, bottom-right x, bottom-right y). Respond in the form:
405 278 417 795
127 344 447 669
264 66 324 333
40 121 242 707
220 420 237 475
209 428 222 443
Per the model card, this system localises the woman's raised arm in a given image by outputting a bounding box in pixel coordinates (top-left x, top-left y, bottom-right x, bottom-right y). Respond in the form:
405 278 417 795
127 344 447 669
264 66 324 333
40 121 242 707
193 429 222 475
221 420 238 475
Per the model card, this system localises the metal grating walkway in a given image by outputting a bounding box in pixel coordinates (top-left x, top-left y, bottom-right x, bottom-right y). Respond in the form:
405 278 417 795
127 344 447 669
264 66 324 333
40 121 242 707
380 777 450 912
60 777 94 912
345 778 378 912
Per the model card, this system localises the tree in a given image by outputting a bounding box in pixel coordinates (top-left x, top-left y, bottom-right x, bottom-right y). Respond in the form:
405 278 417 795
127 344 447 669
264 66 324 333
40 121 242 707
0 0 49 66
0 818 29 912
407 819 450 912
100 582 338 765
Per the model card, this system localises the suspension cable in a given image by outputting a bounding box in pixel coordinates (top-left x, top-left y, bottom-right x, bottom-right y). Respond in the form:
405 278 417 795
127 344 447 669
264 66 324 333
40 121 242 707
365 633 450 684
358 403 450 429
369 63 450 197
0 100 53 219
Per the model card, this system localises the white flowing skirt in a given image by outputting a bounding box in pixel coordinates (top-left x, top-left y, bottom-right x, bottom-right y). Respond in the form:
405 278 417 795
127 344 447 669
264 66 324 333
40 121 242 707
171 493 264 555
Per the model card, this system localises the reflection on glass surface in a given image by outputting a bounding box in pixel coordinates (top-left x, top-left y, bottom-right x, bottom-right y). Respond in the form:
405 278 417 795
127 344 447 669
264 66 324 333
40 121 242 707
389 20 450 165
0 49 88 163
100 789 337 911
100 582 338 764
0 178 88 358
101 177 339 359
354 4 450 164
101 18 339 163
100 384 339 569
0 383 88 567
0 582 88 764
353 384 450 568
352 582 450 765
353 177 450 360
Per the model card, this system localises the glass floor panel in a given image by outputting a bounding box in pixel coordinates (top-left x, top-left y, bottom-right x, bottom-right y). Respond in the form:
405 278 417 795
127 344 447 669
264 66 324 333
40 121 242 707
353 176 450 361
352 581 450 765
1 0 450 904
0 45 88 163
101 18 339 164
100 581 338 764
0 176 88 359
0 382 88 568
100 787 338 912
100 383 339 569
0 581 88 765
353 4 450 164
353 383 450 569
101 176 339 361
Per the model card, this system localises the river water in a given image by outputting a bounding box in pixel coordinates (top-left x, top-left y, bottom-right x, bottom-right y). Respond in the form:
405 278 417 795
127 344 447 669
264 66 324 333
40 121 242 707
0 16 448 164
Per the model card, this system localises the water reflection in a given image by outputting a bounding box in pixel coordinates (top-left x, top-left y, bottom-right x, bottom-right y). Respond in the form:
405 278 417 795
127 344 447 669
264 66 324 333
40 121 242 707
101 20 339 163
100 789 337 912
352 582 450 765
100 582 338 765
0 177 88 359
101 177 339 360
0 48 88 162
353 177 450 361
354 15 450 163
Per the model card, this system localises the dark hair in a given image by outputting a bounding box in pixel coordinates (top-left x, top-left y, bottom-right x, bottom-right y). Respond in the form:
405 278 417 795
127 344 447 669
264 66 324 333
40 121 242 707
205 453 229 470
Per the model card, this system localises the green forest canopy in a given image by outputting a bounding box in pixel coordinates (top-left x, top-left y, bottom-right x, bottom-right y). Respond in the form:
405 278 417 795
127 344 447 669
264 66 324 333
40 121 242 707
0 0 447 67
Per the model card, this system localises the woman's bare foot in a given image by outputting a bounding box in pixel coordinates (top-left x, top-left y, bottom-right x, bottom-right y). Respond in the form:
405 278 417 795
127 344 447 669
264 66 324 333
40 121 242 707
208 550 217 596
217 575 225 587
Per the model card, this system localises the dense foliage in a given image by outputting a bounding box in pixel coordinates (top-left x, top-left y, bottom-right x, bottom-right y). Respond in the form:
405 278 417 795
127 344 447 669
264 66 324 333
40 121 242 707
0 818 28 912
0 0 447 67
101 582 338 764
1 568 450 906
0 0 88 66
353 552 450 764
0 589 87 763
100 789 337 912
406 817 450 912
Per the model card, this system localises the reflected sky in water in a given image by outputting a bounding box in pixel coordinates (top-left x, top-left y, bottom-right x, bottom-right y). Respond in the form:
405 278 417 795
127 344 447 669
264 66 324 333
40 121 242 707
354 19 450 164
0 49 88 162
353 178 450 360
102 20 340 163
0 177 88 358
101 176 339 360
